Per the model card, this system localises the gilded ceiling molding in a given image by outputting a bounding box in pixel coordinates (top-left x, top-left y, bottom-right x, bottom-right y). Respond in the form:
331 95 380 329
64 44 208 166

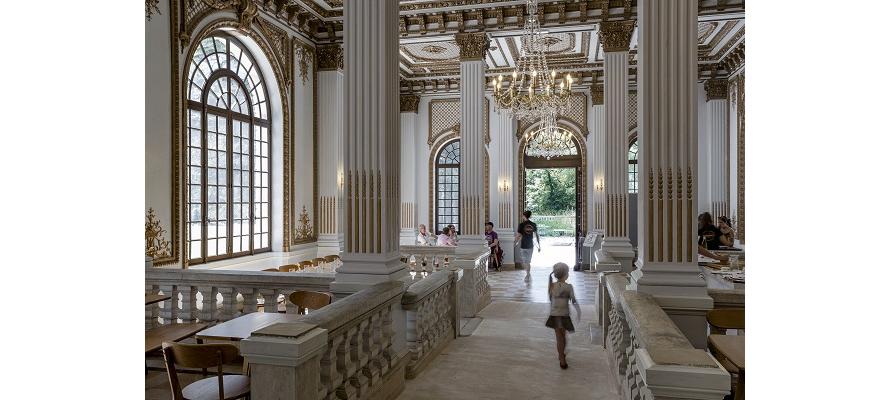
146 0 161 20
454 32 490 61
598 20 635 52
400 94 420 113
705 78 728 101
145 208 172 261
294 41 315 85
316 43 343 71
590 84 604 105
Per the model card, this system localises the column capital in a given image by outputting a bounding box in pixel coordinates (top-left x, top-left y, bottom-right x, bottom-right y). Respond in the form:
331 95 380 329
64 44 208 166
590 84 604 105
704 78 728 101
317 43 343 71
400 94 420 113
599 20 635 52
454 32 490 61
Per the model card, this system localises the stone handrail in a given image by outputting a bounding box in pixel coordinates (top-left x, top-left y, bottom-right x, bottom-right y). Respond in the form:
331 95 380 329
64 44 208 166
402 269 459 378
241 281 406 400
603 274 731 400
708 288 745 310
145 268 334 329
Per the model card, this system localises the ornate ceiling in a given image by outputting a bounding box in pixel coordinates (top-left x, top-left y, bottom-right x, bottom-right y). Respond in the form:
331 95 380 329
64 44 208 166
252 0 745 92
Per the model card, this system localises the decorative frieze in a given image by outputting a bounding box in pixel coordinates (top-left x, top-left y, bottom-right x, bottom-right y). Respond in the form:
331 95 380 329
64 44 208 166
400 94 420 113
590 84 604 105
598 20 635 52
705 78 729 101
317 43 343 71
454 32 490 61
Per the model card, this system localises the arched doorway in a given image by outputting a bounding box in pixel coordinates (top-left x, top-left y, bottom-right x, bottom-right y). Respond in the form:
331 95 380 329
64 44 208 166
518 123 587 268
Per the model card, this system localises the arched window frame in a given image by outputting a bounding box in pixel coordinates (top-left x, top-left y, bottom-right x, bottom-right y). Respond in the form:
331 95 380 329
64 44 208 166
434 139 460 235
628 139 639 194
185 33 272 264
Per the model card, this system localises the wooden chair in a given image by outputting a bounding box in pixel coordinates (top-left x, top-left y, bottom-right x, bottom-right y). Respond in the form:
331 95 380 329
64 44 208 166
299 260 313 270
311 257 326 267
288 291 332 315
262 268 279 272
278 264 300 272
162 342 250 400
322 255 339 263
707 309 745 335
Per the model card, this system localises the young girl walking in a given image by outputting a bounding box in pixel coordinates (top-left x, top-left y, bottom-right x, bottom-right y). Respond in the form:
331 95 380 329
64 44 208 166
545 262 582 369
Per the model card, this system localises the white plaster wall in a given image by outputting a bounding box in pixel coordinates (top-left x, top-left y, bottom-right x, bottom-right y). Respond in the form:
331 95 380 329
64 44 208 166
293 57 315 244
414 96 434 229
697 82 711 213
586 94 598 234
145 0 174 261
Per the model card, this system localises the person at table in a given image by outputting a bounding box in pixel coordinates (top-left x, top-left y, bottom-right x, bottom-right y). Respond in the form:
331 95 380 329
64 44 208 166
485 221 503 271
717 216 736 247
437 226 457 246
698 212 723 250
416 224 433 246
447 224 459 245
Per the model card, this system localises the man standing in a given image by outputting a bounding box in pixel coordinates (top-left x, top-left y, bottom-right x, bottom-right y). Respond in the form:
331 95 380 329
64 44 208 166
515 210 541 282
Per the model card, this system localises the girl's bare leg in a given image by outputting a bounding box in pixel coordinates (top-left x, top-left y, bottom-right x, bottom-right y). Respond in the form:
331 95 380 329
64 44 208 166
555 328 567 361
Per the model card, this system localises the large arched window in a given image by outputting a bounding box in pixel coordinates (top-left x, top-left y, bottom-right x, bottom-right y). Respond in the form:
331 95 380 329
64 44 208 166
628 139 638 194
186 34 271 263
435 140 460 234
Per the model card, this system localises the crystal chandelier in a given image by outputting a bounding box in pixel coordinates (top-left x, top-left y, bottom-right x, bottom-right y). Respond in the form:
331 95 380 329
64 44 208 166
492 0 575 122
523 110 575 160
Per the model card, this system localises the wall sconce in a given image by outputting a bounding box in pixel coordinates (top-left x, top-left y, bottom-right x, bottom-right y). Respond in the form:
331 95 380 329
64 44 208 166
499 178 510 193
595 179 604 191
337 171 344 190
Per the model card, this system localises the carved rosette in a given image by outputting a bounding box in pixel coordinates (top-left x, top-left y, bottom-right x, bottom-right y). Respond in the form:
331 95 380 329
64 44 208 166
590 85 604 105
317 44 343 71
400 94 420 113
454 32 490 61
598 20 635 53
705 78 728 101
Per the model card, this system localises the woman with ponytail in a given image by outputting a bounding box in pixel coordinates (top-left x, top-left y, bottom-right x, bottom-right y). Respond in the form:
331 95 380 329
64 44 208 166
545 262 582 369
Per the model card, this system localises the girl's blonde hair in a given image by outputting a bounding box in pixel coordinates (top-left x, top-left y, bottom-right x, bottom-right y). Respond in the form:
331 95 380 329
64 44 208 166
548 262 570 297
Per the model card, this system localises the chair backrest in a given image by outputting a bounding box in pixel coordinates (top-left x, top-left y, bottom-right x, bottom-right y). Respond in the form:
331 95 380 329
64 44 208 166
299 260 313 269
279 264 299 272
288 291 333 314
707 309 745 333
323 255 339 263
312 257 326 266
263 268 280 272
162 342 242 400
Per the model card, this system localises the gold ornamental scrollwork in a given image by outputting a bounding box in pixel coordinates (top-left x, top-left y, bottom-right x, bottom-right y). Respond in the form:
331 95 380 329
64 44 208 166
146 0 161 20
705 79 728 101
145 208 171 260
293 206 315 242
598 20 635 52
316 44 343 71
400 94 420 113
454 32 490 61
295 42 315 85
590 84 604 105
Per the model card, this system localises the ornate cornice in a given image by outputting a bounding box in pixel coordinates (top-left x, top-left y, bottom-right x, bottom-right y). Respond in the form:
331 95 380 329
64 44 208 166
454 32 490 61
317 43 343 71
400 94 420 113
598 20 635 52
704 78 728 101
590 84 604 105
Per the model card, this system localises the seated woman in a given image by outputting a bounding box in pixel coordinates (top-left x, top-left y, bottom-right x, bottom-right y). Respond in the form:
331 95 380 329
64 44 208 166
717 216 736 247
698 212 722 250
416 224 433 246
485 222 503 271
437 226 457 246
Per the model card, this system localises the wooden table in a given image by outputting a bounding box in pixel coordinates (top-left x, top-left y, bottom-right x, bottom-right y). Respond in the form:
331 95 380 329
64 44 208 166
146 293 171 305
196 312 305 341
708 334 745 400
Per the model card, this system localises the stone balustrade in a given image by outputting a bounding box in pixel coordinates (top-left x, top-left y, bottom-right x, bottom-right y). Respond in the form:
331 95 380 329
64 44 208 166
241 281 407 400
450 247 491 318
603 274 731 400
401 269 459 378
399 244 455 272
145 268 334 329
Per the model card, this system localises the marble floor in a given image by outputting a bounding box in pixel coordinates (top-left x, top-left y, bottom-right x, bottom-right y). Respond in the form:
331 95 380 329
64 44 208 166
398 301 619 400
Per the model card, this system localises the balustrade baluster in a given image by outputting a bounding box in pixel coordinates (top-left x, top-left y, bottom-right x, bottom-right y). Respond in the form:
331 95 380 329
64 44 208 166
146 284 160 330
258 288 276 313
179 286 197 323
159 284 176 325
217 287 237 321
240 288 258 315
353 320 371 396
337 328 358 400
319 334 343 400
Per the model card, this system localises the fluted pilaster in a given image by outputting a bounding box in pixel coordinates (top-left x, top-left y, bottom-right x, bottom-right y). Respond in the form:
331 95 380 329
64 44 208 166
706 79 729 219
632 0 712 349
456 32 489 246
400 95 419 244
317 53 344 256
333 0 407 294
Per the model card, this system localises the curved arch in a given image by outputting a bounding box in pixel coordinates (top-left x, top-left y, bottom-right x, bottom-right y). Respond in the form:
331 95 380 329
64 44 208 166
516 116 587 140
517 123 588 233
180 18 290 265
428 132 490 235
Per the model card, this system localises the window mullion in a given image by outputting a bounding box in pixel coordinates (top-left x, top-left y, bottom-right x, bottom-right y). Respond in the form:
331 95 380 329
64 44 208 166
249 119 255 254
201 107 208 264
227 111 234 256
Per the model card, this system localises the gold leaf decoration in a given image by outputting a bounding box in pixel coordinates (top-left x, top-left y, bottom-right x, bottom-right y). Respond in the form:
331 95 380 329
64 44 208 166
145 208 171 260
293 206 314 241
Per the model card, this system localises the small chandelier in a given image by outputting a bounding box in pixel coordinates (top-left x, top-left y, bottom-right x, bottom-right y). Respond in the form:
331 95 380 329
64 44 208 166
492 0 576 122
524 111 575 160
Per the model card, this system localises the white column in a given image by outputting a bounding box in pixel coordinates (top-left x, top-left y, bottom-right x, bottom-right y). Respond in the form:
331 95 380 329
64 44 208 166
705 79 729 219
455 32 489 249
595 21 636 272
400 94 420 245
491 106 516 266
317 44 344 257
631 0 713 349
332 0 408 296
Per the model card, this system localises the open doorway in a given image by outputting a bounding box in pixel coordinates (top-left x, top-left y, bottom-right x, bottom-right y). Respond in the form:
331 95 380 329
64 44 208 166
518 125 586 270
